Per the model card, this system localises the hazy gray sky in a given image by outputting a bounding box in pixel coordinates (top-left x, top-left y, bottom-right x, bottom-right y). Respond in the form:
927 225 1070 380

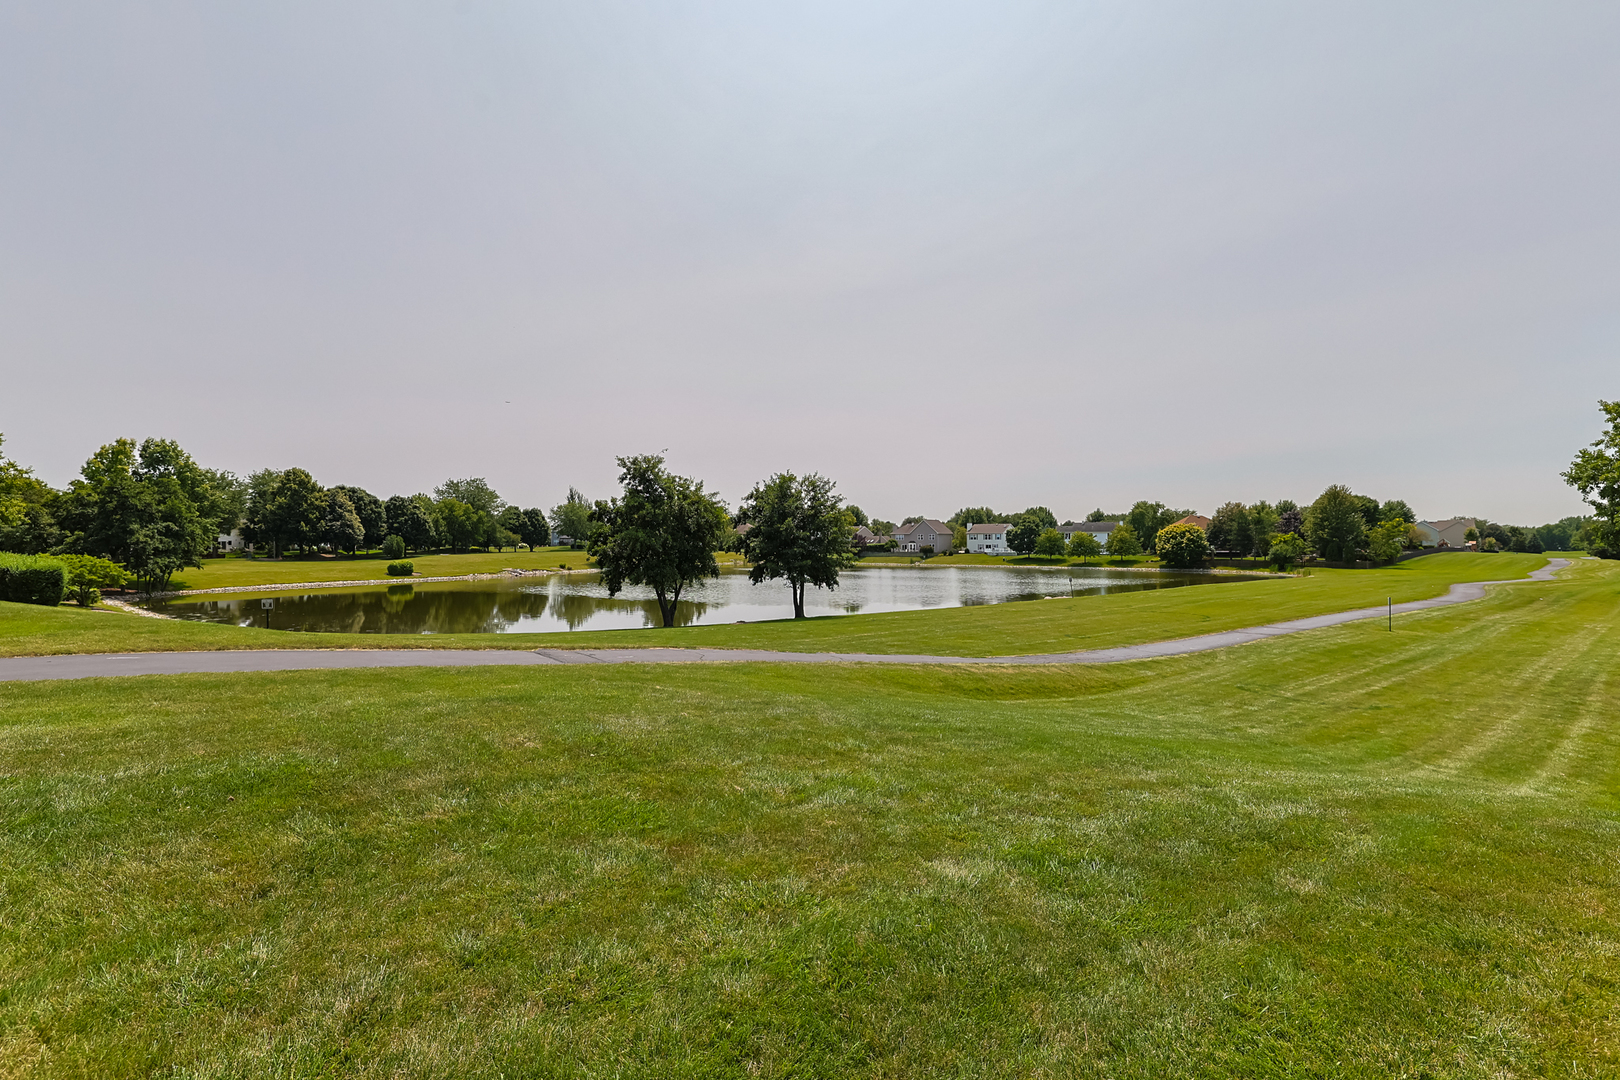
3 2 1615 523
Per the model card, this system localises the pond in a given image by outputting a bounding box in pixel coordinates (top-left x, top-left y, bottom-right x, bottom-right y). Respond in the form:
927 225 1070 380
142 565 1259 635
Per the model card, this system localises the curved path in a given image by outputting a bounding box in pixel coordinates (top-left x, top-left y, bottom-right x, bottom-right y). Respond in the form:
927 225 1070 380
0 560 1568 683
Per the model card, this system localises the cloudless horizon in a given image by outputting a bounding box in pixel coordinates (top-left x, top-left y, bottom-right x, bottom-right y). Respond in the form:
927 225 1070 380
3 2 1616 525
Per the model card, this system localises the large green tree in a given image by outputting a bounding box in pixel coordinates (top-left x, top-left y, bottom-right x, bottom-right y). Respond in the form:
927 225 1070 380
330 485 387 550
588 455 730 628
58 438 218 591
1564 400 1620 558
1207 502 1254 556
266 469 326 555
1106 523 1142 557
1155 522 1212 568
0 433 60 554
1305 484 1368 562
1006 515 1043 556
323 490 365 553
551 487 597 547
736 471 856 619
1124 501 1186 554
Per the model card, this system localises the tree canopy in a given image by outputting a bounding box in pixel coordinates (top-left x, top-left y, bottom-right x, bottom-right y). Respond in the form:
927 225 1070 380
1564 399 1620 558
1154 522 1211 568
588 455 730 627
736 471 856 619
1305 485 1368 562
1106 523 1142 557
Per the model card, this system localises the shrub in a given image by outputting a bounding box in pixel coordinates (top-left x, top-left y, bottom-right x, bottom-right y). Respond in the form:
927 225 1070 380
380 534 407 560
0 552 67 605
1480 537 1500 553
55 553 131 607
1268 532 1307 570
1154 523 1212 569
387 560 415 576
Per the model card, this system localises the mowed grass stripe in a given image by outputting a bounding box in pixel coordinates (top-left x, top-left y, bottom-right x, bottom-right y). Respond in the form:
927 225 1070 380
0 560 1617 1075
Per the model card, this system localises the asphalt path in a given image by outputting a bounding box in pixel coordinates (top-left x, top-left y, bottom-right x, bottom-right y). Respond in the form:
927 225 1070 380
0 560 1568 683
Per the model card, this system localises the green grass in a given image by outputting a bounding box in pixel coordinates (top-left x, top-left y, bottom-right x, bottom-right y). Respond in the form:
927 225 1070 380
0 551 1552 658
0 557 1615 1075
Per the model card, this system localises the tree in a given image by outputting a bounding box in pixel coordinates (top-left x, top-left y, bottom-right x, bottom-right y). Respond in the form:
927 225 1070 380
589 455 730 627
870 519 897 535
1125 501 1185 554
1275 504 1305 538
1066 531 1102 562
55 553 131 606
1564 400 1620 558
516 507 552 551
331 485 387 550
1085 508 1121 522
0 436 60 554
1379 499 1416 525
846 505 870 528
1464 526 1479 547
950 506 1000 528
1269 532 1306 570
1207 502 1254 556
1019 506 1058 530
1248 501 1279 557
551 487 596 547
1006 515 1043 555
1367 519 1410 564
393 495 442 554
1155 522 1211 568
952 524 967 551
380 534 407 560
323 490 365 553
434 478 505 518
1106 523 1142 557
437 498 482 551
1305 484 1367 562
900 515 924 526
1033 528 1067 557
56 437 216 590
1351 494 1382 529
267 469 326 555
736 471 856 619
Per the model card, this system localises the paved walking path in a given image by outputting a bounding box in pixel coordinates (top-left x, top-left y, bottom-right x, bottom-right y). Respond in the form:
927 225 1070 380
0 560 1568 683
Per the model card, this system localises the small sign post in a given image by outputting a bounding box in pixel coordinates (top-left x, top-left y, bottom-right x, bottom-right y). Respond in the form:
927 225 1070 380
261 598 273 629
1388 597 1392 632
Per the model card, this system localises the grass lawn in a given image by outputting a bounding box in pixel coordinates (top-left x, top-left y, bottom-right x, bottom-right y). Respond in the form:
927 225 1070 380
0 557 1615 1075
0 552 1554 659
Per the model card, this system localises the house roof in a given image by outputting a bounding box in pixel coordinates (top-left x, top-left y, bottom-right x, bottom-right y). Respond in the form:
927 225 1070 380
899 519 951 536
1067 521 1118 533
1172 515 1211 530
966 523 1011 535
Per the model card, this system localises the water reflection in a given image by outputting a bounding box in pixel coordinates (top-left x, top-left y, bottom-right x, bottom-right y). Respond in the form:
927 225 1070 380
146 566 1255 635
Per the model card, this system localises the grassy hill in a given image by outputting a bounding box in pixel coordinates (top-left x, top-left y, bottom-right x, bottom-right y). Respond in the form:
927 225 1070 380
0 556 1614 1075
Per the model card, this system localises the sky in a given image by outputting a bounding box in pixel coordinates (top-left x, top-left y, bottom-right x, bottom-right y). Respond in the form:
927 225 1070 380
2 1 1616 525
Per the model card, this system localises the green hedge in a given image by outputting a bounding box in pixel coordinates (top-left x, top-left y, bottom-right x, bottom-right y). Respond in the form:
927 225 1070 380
0 553 67 606
386 560 415 577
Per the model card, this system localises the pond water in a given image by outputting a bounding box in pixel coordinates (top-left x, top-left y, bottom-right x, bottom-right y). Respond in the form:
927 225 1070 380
143 565 1258 635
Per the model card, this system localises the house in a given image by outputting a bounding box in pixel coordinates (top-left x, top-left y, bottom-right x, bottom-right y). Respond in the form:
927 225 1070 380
216 527 250 553
1414 518 1477 549
852 525 892 550
1171 514 1211 531
895 518 954 554
1058 521 1122 550
966 523 1012 554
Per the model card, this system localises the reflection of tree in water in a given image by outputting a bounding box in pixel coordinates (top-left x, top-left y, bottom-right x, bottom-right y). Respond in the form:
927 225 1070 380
547 591 709 629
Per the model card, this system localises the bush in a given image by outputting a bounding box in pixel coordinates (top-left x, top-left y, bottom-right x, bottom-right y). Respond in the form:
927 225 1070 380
1154 523 1212 569
1268 532 1307 570
0 552 67 605
55 553 132 607
380 534 407 560
387 560 415 576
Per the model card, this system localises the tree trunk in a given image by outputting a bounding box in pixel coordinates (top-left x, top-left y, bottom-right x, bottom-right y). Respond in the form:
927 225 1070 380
792 578 805 619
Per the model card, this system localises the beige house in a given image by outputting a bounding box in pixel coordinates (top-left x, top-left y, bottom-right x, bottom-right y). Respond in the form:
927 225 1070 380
1414 518 1477 548
896 519 953 553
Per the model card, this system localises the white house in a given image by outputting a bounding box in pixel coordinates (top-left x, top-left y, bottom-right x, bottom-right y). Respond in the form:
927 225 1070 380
966 523 1012 554
895 518 953 553
1414 518 1477 548
216 527 250 553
